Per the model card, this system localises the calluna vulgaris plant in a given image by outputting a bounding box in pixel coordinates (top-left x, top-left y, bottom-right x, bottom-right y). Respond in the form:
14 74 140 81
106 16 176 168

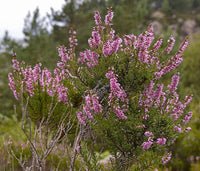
8 7 193 170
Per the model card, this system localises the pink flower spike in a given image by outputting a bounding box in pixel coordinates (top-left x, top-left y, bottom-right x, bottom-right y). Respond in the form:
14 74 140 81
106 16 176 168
165 36 175 54
12 52 17 57
105 7 114 26
144 131 153 137
156 138 166 146
142 140 153 150
77 111 86 126
162 153 172 164
76 145 80 152
174 125 182 133
185 127 192 133
12 59 20 71
94 11 102 25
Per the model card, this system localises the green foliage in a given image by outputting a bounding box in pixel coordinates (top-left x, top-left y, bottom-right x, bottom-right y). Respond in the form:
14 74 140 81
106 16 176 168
182 34 200 103
80 145 103 171
168 0 193 12
167 103 200 170
0 114 26 144
21 8 58 69
161 0 171 13
0 53 18 117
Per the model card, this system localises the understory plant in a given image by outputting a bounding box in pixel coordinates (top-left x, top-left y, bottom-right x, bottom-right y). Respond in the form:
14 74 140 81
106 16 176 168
8 7 193 170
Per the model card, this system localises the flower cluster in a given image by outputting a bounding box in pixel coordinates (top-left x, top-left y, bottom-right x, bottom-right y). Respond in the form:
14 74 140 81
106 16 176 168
123 25 154 66
157 138 167 146
123 26 188 81
78 50 100 68
106 68 129 119
57 30 78 69
183 111 193 124
165 36 175 54
94 10 102 26
77 91 102 125
8 73 19 100
105 7 114 26
79 7 122 67
142 137 153 150
154 38 189 79
88 29 102 48
139 72 192 161
143 132 166 150
162 153 172 164
9 59 69 104
139 73 192 122
102 36 122 57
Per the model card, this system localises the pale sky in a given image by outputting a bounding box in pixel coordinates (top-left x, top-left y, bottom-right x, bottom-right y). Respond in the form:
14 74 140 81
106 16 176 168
0 0 65 40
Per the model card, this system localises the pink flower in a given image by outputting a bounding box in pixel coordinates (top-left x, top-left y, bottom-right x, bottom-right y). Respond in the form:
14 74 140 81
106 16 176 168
12 52 17 57
162 153 172 164
105 7 114 26
184 95 193 107
168 73 180 92
78 50 100 67
183 112 193 124
77 111 86 126
91 94 102 113
174 125 182 133
156 138 166 146
165 36 175 54
76 145 80 152
105 71 114 79
142 140 153 150
94 11 102 25
12 59 20 71
92 30 101 47
152 38 163 51
185 127 192 133
113 107 127 119
8 73 19 100
144 131 153 137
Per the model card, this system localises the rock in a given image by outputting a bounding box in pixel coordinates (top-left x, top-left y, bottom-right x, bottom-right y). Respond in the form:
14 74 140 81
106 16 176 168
170 24 178 35
194 27 200 34
178 18 183 23
151 11 165 19
181 19 196 36
99 155 115 169
152 21 163 35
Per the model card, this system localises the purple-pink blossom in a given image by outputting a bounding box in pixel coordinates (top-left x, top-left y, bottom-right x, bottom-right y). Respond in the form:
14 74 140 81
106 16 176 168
183 111 193 124
156 138 166 146
162 153 172 164
144 131 153 137
142 138 153 150
8 73 19 100
78 91 102 125
113 107 127 119
78 50 100 67
12 59 20 71
94 10 102 25
168 73 180 92
105 7 114 26
185 127 192 133
152 38 163 52
77 111 86 126
106 70 128 119
174 125 182 133
165 36 175 54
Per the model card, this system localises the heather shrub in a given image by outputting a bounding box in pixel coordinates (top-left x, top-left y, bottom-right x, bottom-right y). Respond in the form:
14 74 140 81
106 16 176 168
8 7 192 170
